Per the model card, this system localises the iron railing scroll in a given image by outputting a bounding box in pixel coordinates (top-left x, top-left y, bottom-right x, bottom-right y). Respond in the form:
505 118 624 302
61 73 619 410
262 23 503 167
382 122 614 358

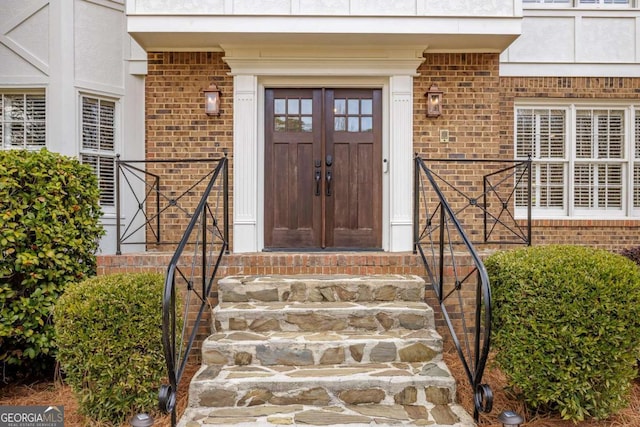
413 156 532 421
158 155 229 427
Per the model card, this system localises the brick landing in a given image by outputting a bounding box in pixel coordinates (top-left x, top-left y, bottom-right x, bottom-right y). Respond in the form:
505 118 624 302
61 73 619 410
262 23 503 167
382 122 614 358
97 251 425 277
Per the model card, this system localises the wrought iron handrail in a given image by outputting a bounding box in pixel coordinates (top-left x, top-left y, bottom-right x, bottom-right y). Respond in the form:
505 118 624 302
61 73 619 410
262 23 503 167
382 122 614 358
115 157 227 254
158 155 229 427
413 156 531 421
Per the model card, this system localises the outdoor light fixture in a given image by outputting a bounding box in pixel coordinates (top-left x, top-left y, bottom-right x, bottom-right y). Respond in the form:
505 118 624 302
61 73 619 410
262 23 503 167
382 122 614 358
130 413 154 427
204 83 221 116
497 410 524 427
425 84 443 118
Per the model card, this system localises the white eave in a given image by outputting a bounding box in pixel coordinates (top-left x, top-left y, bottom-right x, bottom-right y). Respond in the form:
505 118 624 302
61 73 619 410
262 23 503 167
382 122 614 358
127 15 522 52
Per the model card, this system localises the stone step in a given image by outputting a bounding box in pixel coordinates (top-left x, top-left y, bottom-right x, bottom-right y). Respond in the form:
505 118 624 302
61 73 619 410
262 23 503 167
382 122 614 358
217 274 426 304
202 329 443 367
179 402 476 426
187 362 462 413
212 301 435 333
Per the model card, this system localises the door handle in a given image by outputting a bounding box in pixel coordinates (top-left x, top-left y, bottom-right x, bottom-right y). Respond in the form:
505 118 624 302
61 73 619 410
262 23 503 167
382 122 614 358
326 170 332 196
314 160 321 196
315 170 321 196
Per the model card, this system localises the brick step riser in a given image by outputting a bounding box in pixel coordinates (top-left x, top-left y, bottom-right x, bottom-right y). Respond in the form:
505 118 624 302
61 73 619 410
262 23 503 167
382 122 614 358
218 275 426 304
213 306 435 334
202 337 443 367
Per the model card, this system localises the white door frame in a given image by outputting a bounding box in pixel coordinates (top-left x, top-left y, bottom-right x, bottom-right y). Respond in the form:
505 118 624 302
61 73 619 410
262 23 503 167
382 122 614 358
224 45 424 253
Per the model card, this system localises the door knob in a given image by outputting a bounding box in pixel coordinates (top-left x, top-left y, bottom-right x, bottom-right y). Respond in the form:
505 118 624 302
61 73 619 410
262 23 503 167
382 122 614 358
326 155 333 167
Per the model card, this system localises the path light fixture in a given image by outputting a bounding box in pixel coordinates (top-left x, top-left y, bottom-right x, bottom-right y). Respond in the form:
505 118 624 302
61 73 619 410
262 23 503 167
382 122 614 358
497 410 524 427
130 413 154 427
204 83 221 116
425 84 443 118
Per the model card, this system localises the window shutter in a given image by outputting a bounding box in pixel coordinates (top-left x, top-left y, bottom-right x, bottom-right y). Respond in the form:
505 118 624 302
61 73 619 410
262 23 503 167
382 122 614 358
1 94 46 149
80 95 117 207
576 111 593 158
99 100 115 151
635 113 640 208
82 98 99 150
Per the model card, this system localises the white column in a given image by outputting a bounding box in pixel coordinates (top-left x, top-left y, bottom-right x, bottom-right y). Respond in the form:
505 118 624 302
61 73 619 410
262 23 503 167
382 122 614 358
48 0 76 157
389 75 414 252
233 74 259 252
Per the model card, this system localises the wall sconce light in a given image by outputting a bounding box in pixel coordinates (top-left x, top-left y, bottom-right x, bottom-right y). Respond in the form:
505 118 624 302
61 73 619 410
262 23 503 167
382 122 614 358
425 84 443 118
497 410 524 427
204 83 221 116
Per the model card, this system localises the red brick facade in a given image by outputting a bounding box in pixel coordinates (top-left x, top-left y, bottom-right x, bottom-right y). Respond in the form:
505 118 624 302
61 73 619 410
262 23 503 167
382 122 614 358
142 51 640 254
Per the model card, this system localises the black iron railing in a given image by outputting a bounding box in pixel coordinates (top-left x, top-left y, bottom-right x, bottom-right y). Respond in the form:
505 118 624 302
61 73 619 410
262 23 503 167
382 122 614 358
115 157 228 254
413 156 532 421
158 155 229 426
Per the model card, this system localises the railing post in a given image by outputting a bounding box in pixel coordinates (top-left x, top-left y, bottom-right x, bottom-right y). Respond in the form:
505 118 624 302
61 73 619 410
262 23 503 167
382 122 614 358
116 154 121 255
413 155 419 254
202 207 207 298
438 202 445 302
527 156 532 246
483 176 487 243
156 175 161 244
223 154 230 254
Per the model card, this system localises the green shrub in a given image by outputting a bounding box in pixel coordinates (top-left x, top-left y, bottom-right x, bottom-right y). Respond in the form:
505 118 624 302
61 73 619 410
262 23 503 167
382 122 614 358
486 245 640 422
0 149 103 374
54 272 166 425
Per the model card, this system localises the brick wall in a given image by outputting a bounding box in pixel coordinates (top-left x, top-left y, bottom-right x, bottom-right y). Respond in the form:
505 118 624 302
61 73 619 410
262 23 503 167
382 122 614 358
142 51 640 254
501 76 640 250
145 52 233 249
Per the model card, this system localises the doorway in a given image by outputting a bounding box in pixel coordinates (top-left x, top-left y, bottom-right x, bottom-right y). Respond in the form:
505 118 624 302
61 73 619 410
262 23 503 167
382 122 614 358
264 88 382 250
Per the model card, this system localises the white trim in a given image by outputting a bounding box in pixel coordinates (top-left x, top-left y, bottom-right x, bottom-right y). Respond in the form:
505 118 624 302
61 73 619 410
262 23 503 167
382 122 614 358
228 47 424 253
515 101 640 219
500 62 640 77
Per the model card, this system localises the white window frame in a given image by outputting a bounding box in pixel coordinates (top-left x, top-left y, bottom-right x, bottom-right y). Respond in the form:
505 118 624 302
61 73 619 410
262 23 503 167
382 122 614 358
515 102 638 219
523 0 636 7
0 91 46 150
79 93 118 210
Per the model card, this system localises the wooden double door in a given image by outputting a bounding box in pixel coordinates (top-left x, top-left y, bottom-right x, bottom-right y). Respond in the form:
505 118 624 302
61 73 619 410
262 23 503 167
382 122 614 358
265 88 382 250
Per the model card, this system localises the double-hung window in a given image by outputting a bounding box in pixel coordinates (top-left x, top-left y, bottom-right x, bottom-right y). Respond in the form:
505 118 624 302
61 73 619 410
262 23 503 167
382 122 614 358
1 92 46 150
80 95 116 207
515 104 637 218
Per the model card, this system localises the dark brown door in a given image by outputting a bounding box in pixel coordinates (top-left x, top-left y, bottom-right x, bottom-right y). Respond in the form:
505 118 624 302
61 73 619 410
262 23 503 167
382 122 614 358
265 88 382 250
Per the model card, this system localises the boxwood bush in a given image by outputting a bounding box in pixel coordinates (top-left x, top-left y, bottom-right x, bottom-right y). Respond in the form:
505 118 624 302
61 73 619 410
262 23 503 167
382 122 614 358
486 245 640 422
54 272 167 425
0 149 103 375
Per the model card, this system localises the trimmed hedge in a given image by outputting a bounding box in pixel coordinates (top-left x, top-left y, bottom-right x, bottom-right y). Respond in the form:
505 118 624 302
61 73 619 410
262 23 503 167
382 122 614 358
0 149 103 374
486 245 640 422
54 273 167 425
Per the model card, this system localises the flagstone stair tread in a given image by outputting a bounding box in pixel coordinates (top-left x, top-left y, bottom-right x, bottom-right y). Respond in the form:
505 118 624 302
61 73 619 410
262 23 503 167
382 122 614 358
202 329 444 367
179 275 475 426
188 361 459 407
179 402 476 426
218 274 427 304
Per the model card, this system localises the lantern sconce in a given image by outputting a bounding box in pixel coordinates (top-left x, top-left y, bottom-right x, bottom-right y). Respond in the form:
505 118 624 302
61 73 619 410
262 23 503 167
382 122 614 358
204 83 221 116
425 84 443 118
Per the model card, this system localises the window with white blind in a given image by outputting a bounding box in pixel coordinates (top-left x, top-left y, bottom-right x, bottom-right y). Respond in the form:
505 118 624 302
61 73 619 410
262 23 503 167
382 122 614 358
1 93 46 150
80 95 116 207
515 104 639 218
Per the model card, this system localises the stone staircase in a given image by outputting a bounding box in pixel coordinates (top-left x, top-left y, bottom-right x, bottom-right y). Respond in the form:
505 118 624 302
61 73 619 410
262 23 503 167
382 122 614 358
179 275 475 426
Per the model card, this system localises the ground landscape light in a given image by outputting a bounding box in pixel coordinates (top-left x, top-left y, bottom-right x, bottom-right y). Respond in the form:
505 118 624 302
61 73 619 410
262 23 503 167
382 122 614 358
204 83 221 116
130 413 154 427
497 410 524 427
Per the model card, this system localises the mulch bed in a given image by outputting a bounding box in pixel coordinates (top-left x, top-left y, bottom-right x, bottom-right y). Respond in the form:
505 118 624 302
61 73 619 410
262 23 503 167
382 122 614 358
1 353 638 426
